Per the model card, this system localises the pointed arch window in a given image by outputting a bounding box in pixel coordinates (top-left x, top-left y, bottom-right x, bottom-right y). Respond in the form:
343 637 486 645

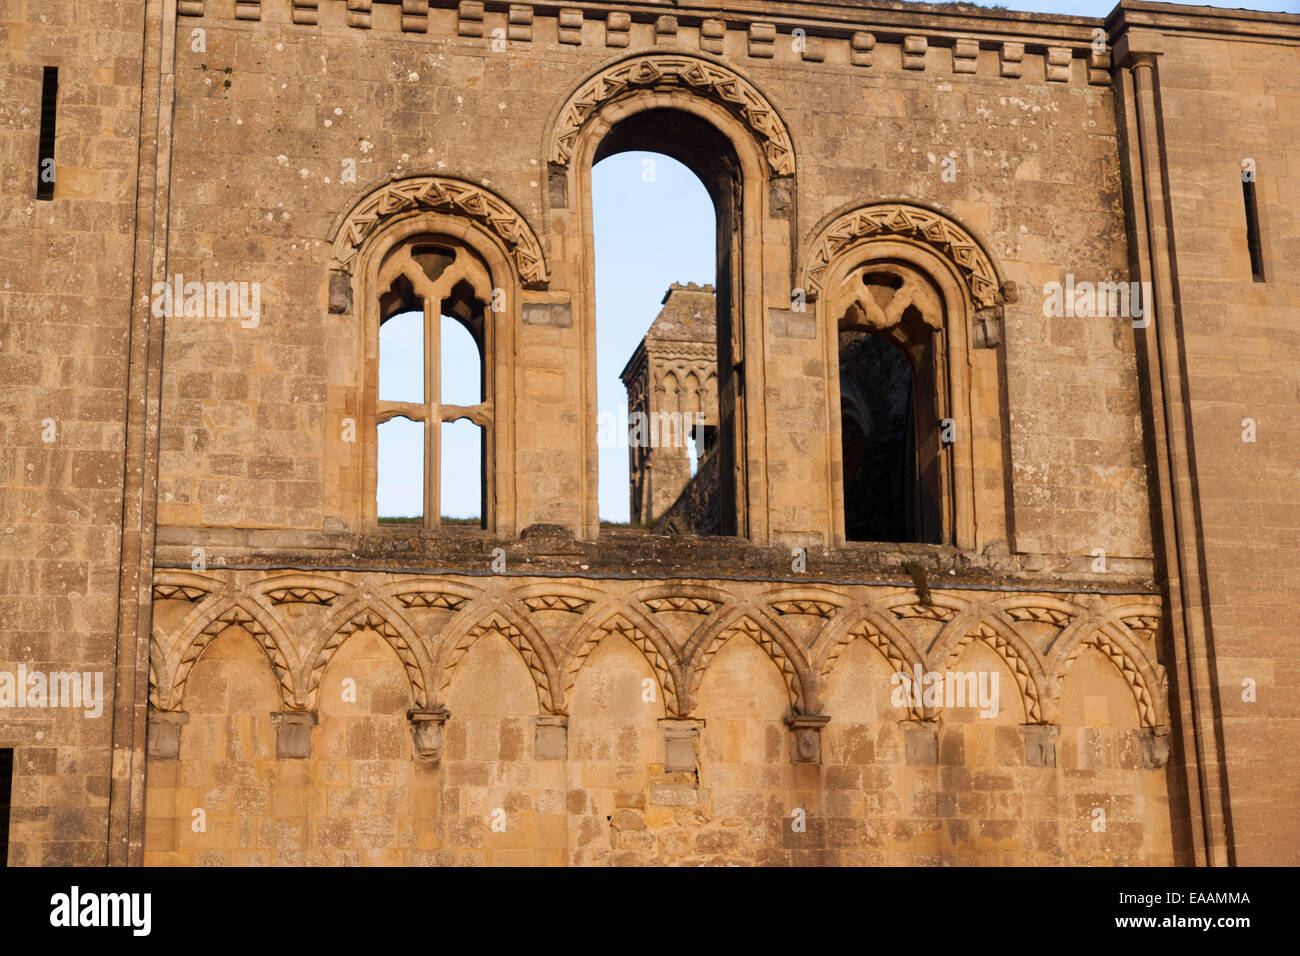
373 239 492 529
833 263 949 544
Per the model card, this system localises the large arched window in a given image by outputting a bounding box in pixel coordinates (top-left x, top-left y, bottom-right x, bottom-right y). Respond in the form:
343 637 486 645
371 238 493 529
553 53 799 543
805 203 1007 552
835 265 945 543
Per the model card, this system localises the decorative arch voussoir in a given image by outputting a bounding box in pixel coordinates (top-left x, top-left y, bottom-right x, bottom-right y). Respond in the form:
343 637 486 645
165 600 297 713
304 601 431 711
944 616 1046 724
327 172 549 288
548 54 796 178
817 616 925 720
801 202 1003 309
687 611 809 714
1050 619 1164 729
563 611 683 717
438 609 559 715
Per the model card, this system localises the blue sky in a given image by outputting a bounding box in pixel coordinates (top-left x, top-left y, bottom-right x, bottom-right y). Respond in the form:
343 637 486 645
970 0 1294 11
377 0 1296 523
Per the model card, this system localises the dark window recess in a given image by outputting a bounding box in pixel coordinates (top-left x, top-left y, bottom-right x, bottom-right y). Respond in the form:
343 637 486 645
0 748 12 867
1242 178 1264 282
37 66 58 201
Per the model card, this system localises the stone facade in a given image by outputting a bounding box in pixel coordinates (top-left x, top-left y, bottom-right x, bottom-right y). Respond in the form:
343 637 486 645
0 0 1296 866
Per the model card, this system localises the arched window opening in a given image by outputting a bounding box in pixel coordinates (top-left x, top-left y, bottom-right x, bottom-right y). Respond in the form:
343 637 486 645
372 238 492 529
836 264 945 544
595 109 744 536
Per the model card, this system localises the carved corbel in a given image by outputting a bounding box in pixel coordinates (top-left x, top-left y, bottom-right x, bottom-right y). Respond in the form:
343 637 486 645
147 708 189 760
407 706 450 760
785 713 830 764
271 710 318 759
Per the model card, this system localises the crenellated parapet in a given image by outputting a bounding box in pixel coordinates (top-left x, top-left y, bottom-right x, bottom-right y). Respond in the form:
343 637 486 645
174 0 1112 87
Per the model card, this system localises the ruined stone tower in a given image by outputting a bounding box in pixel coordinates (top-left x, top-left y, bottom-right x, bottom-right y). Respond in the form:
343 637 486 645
619 282 718 528
1 0 1297 867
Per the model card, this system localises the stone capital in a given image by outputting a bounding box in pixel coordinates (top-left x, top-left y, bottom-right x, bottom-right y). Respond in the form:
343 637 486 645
900 719 940 765
407 706 451 760
535 714 569 760
1138 725 1171 769
784 713 830 764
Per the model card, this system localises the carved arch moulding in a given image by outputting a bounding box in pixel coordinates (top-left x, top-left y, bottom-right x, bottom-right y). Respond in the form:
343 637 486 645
800 202 1006 310
548 54 796 178
326 173 550 288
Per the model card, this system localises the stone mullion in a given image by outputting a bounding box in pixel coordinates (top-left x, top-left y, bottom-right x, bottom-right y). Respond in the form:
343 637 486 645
426 298 440 530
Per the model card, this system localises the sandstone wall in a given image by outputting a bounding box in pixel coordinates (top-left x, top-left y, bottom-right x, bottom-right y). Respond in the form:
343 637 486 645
1112 8 1300 865
153 1 1153 561
0 0 150 865
143 569 1174 865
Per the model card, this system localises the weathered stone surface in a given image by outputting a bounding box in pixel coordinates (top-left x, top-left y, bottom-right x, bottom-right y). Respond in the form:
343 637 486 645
1 0 1295 869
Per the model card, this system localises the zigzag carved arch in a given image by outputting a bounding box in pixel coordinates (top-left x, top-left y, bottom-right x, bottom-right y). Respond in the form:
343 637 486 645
685 607 809 714
760 584 849 620
506 580 607 619
384 576 484 612
157 599 297 712
811 603 926 719
800 201 1004 309
563 608 683 717
942 611 1047 724
303 599 432 710
151 568 222 603
327 172 549 288
1049 617 1165 728
436 605 560 714
631 581 739 650
254 571 354 608
872 590 975 657
547 53 796 178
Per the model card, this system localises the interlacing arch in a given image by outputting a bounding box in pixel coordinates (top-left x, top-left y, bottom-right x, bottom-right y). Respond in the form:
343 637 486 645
811 604 926 719
155 599 298 712
436 607 560 714
761 585 848 620
943 617 1046 724
685 608 810 714
1048 615 1165 728
303 599 432 710
562 609 684 716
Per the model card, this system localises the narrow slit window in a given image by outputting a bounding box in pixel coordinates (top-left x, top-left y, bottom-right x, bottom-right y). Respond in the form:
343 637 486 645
0 748 12 867
1242 178 1265 282
37 67 58 201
